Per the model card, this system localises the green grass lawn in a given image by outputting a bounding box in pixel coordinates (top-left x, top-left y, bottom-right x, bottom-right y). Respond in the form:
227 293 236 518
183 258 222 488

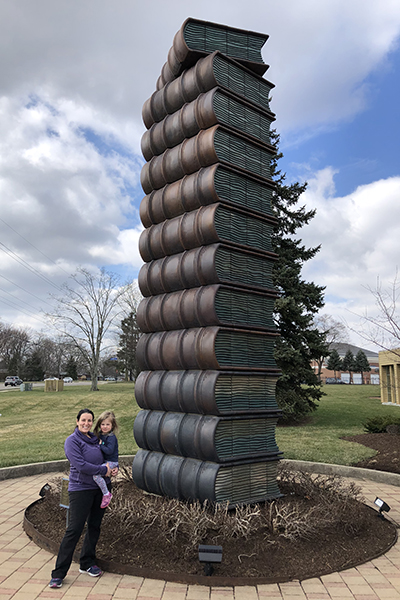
0 382 140 468
0 381 398 469
277 384 397 465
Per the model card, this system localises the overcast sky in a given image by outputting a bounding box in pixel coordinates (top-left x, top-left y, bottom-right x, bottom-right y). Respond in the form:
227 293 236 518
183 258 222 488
1 0 400 351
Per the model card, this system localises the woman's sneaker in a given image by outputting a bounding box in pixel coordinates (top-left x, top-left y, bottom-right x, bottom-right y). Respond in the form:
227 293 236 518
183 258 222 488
100 492 112 508
49 577 63 588
79 565 103 577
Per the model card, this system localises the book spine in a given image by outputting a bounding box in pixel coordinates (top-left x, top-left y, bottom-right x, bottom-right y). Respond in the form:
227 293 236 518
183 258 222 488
141 89 217 161
135 370 280 415
134 410 219 461
138 204 219 262
155 22 190 90
140 166 218 228
136 284 277 333
138 245 220 297
171 20 190 64
139 203 276 262
132 449 282 504
156 26 187 90
132 449 219 502
134 410 280 462
137 285 219 332
135 369 220 414
138 243 278 297
137 327 220 371
156 19 269 90
136 327 279 372
142 53 218 128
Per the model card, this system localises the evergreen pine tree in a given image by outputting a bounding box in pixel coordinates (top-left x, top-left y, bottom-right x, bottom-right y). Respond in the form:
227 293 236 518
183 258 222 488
24 350 44 381
271 132 326 421
327 348 342 380
117 311 141 381
65 355 78 380
7 355 20 377
342 349 356 383
354 349 371 384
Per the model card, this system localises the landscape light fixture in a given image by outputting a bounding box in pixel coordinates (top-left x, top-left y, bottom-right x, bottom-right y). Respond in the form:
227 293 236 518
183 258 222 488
374 497 391 518
198 544 222 576
39 483 50 498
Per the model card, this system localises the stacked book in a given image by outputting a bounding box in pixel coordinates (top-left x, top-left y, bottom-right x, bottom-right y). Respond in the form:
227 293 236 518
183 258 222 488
133 18 283 506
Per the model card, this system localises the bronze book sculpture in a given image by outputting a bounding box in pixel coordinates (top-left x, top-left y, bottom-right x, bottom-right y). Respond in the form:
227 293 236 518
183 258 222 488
156 18 270 90
133 18 283 506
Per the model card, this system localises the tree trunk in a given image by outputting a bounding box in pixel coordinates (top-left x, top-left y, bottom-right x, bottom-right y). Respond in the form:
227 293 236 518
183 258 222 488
317 359 323 382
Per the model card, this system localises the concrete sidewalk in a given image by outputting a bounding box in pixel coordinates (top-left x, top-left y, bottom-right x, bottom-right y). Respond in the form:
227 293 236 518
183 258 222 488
1 472 400 599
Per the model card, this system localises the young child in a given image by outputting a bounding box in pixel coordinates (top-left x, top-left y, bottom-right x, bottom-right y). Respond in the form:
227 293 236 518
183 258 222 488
93 410 119 508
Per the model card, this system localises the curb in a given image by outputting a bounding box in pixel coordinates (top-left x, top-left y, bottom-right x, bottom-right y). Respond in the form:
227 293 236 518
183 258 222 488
0 456 136 481
2 456 400 487
282 459 400 486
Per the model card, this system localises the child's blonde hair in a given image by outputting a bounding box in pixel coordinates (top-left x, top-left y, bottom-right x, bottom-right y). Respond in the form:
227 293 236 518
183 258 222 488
94 410 118 437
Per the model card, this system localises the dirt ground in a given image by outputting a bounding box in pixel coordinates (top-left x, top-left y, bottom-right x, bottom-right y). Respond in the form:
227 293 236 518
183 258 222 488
26 432 399 584
345 432 400 473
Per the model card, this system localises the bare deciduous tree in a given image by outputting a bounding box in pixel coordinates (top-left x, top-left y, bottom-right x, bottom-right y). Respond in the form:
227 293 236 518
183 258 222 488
358 271 400 357
0 321 31 376
119 280 142 316
32 335 68 377
47 267 128 391
313 314 348 380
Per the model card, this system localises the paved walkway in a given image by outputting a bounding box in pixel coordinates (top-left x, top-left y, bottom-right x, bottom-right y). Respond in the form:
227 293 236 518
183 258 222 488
1 473 400 600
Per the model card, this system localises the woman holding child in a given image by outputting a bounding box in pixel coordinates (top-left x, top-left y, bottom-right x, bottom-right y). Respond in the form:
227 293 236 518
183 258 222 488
49 408 118 589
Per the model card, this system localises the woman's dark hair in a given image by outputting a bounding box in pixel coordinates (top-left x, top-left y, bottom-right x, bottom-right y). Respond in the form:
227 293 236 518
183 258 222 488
76 408 94 421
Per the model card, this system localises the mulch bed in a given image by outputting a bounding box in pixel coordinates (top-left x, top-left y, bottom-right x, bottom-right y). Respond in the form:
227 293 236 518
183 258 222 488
344 433 400 474
25 437 399 585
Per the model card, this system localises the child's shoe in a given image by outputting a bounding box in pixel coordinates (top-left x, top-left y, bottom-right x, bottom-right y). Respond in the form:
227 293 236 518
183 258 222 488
49 577 63 588
100 492 112 508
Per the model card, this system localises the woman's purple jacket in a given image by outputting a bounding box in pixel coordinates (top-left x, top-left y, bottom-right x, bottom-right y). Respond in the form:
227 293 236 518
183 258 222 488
65 427 108 492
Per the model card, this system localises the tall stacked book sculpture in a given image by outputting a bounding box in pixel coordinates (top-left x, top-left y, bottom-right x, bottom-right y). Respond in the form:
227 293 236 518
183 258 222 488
133 18 283 505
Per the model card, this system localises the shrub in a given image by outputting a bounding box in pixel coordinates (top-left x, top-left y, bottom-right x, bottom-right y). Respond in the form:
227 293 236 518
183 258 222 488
363 416 400 433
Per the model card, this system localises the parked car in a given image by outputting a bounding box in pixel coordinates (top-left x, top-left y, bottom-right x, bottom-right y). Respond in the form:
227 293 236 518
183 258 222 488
325 378 346 384
63 377 73 383
4 376 23 386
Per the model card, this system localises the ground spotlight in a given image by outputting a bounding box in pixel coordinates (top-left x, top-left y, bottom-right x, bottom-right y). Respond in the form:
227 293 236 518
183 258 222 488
374 497 391 518
198 544 222 576
39 483 50 498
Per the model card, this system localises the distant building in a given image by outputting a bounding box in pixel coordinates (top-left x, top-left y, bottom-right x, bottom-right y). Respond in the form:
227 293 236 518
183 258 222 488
313 342 379 384
379 349 400 405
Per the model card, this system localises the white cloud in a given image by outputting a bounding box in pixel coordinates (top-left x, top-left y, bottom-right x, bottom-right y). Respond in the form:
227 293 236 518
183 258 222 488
0 0 399 136
0 92 144 328
298 169 400 348
0 94 142 253
89 226 144 267
0 0 400 336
